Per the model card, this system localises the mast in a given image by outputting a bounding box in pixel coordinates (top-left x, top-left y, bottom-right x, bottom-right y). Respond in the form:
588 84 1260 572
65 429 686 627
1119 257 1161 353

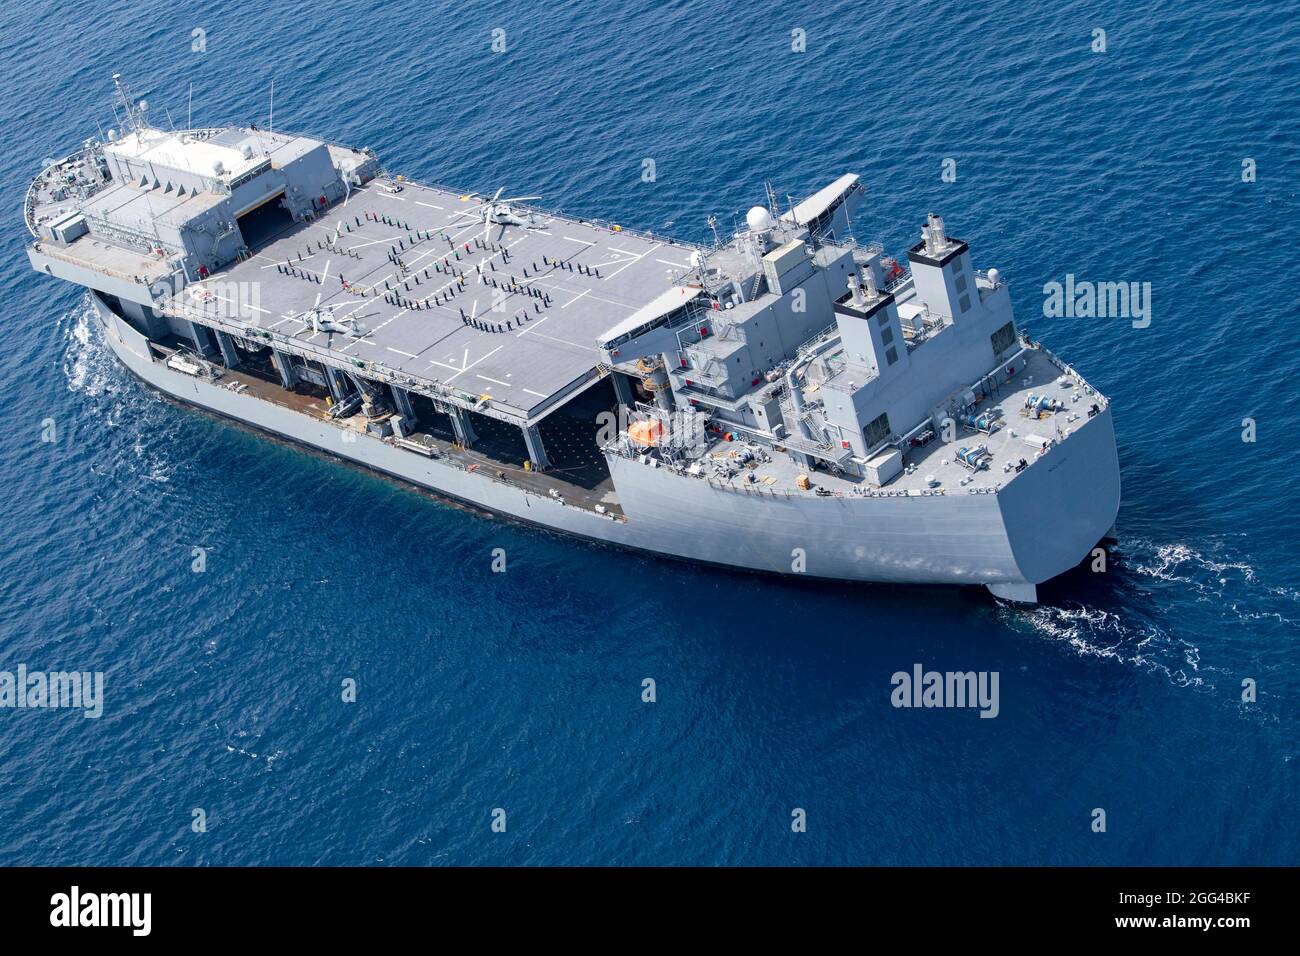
111 73 146 134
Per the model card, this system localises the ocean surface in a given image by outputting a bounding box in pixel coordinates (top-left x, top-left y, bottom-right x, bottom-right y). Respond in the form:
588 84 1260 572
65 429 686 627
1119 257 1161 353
0 0 1296 865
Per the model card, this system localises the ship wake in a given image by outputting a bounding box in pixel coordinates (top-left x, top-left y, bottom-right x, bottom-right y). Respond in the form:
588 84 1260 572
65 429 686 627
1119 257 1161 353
59 295 181 485
999 533 1294 694
1014 603 1209 688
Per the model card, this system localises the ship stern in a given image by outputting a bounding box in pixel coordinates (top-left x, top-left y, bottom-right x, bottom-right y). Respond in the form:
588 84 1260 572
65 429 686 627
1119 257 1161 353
988 405 1121 602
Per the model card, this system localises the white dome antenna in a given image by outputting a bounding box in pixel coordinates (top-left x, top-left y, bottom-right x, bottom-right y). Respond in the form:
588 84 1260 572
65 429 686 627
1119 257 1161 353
746 205 775 234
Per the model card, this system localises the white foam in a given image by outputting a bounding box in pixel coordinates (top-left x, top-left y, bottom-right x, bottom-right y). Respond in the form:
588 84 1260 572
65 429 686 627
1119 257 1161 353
59 295 179 484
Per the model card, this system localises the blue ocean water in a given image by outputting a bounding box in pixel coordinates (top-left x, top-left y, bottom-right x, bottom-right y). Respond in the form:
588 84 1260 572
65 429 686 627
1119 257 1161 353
0 0 1296 865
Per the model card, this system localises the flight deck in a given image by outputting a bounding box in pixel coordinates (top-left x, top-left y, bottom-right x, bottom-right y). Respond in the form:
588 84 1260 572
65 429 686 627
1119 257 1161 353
187 178 703 421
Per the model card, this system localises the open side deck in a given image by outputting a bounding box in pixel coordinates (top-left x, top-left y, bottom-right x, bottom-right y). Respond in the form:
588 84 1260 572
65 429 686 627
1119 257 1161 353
148 337 623 515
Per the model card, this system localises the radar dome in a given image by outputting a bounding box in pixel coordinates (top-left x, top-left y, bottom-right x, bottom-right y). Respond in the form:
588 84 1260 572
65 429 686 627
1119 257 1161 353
689 250 705 270
746 205 775 233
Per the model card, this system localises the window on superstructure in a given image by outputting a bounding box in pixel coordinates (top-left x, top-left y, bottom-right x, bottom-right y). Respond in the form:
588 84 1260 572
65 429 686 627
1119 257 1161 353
990 321 1016 354
954 273 968 293
863 412 891 448
881 325 894 346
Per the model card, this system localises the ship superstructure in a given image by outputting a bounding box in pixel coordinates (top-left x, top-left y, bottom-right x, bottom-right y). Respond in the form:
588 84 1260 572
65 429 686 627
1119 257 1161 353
25 77 1120 602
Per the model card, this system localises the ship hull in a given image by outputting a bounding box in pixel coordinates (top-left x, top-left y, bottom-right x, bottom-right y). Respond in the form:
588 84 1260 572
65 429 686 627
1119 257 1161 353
90 294 1119 601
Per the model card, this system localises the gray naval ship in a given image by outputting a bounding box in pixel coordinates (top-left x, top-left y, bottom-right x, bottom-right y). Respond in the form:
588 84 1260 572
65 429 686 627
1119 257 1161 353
26 77 1119 602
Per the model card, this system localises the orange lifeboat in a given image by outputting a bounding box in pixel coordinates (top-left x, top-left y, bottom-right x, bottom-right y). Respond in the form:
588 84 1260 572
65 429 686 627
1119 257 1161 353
627 419 664 447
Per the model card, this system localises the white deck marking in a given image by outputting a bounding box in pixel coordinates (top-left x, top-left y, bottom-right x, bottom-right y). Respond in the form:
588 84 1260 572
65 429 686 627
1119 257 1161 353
344 233 404 250
516 315 549 337
416 201 444 210
603 241 661 279
522 388 548 398
441 344 504 382
341 309 408 349
255 252 339 272
524 328 601 353
386 347 418 358
366 222 481 299
476 374 510 387
335 300 369 320
210 291 270 315
562 289 591 308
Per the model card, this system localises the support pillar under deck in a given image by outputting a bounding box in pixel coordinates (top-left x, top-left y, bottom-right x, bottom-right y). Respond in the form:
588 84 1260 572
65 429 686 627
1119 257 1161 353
214 330 241 369
522 423 550 472
271 349 296 390
390 385 417 424
448 405 477 447
348 373 383 402
325 366 351 404
186 320 214 358
648 368 675 412
610 371 635 409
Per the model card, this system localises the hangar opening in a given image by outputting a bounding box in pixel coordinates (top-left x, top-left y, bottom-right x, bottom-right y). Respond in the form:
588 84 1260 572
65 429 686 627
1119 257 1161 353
236 192 293 250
